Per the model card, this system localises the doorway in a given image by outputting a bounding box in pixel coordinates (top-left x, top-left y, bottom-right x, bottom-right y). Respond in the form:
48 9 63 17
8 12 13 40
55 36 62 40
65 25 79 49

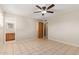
38 20 48 39
0 13 4 44
38 21 44 39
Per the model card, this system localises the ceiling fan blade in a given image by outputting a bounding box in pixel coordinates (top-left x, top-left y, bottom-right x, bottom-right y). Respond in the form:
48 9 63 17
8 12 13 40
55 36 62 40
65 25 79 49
34 11 41 13
47 11 54 13
36 5 42 10
47 4 55 10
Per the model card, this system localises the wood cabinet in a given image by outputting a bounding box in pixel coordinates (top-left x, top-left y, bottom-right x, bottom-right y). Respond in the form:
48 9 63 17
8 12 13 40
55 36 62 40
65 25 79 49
6 33 15 41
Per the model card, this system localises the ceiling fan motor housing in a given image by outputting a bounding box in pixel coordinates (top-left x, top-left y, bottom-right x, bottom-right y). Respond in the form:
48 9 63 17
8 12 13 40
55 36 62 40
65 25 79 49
42 6 46 10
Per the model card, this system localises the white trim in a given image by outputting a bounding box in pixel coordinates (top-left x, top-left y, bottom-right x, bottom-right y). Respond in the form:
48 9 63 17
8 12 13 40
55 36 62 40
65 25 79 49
48 37 79 47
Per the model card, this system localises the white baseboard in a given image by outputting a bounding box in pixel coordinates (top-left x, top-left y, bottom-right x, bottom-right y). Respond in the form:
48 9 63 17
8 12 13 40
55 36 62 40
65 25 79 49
48 37 79 47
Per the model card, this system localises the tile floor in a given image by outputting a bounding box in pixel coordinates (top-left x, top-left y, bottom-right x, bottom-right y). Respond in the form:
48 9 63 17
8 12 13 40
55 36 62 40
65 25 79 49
0 39 79 55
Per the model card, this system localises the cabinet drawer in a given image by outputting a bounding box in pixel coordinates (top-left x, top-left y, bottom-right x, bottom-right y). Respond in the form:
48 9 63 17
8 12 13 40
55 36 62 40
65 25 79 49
6 33 15 41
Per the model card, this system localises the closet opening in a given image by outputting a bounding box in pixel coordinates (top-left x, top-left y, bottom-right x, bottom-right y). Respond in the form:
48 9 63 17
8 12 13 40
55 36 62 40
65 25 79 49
38 20 48 39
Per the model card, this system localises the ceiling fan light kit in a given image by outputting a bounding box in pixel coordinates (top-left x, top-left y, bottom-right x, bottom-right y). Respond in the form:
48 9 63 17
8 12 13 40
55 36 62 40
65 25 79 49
42 11 46 14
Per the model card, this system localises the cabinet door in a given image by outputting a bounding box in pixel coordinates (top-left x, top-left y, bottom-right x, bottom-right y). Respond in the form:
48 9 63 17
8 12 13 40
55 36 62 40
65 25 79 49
6 33 15 41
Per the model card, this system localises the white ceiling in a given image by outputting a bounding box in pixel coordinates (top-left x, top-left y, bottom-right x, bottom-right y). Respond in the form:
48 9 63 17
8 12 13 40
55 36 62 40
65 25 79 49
0 4 79 19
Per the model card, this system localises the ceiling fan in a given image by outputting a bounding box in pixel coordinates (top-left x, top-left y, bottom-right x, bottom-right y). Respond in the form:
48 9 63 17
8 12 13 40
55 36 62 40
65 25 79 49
34 4 55 16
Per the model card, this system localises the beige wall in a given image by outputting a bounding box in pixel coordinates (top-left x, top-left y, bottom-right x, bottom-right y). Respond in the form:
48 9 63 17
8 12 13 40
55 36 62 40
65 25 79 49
16 16 36 40
48 10 79 46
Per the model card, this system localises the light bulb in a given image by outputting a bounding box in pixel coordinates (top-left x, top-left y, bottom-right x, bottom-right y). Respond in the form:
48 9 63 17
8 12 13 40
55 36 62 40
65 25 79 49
42 11 46 14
